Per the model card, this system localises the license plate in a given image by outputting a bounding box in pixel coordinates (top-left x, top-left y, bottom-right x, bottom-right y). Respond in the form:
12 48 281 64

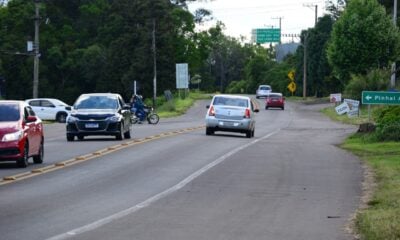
85 123 99 128
219 121 238 127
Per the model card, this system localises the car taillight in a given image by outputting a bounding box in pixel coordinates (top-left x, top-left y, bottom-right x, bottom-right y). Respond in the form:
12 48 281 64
209 106 215 116
244 108 251 118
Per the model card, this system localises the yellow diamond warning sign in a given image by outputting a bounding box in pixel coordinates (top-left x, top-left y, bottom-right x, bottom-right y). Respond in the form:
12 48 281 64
288 70 295 81
287 81 296 93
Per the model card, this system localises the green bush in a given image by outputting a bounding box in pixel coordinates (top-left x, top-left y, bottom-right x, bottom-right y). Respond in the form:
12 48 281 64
374 106 400 141
225 80 248 94
344 69 390 100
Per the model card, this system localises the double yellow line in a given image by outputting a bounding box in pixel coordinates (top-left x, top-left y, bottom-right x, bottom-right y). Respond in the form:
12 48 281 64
0 126 204 186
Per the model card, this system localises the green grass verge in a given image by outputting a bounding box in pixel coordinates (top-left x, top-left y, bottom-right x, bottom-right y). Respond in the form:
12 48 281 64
341 135 400 240
156 91 211 118
321 105 371 125
321 104 400 239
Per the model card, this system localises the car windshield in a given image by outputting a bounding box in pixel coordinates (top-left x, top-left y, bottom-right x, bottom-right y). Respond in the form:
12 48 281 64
213 97 248 107
0 103 20 121
74 96 119 109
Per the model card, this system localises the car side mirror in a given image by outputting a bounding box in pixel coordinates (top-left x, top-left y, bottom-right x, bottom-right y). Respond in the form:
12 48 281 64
26 116 37 123
206 105 210 109
254 109 259 113
65 106 72 111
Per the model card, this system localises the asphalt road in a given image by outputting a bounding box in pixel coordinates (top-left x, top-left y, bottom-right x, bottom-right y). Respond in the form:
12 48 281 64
0 98 362 240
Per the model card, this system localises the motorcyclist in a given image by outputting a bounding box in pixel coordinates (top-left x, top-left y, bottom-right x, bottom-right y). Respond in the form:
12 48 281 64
131 95 146 123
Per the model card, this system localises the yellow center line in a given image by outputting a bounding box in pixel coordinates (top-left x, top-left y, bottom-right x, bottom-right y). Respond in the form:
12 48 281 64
0 126 205 186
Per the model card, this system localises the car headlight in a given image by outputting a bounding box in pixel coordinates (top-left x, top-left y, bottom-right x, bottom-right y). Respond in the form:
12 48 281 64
107 115 121 122
2 130 23 142
67 115 78 123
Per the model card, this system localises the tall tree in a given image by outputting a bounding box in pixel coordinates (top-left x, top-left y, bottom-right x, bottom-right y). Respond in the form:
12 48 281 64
306 15 334 97
325 0 347 19
327 0 400 85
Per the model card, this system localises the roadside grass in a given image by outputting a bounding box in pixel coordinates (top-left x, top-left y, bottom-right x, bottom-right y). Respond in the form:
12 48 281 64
156 91 211 118
322 104 400 239
287 96 329 103
321 105 371 125
341 135 400 240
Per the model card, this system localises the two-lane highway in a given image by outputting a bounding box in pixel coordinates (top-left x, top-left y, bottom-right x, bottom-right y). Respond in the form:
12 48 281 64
0 99 362 240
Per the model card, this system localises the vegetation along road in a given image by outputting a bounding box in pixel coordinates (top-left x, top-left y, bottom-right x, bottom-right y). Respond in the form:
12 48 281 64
0 99 363 240
1 0 400 239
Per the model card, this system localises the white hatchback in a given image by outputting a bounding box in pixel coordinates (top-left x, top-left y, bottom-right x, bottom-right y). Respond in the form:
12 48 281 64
25 98 71 123
205 94 259 138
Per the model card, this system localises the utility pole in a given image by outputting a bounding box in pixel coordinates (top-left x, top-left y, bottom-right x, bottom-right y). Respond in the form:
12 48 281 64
391 0 397 89
152 19 157 109
303 34 307 100
301 3 318 99
314 4 318 27
272 17 283 44
303 3 318 27
33 0 40 98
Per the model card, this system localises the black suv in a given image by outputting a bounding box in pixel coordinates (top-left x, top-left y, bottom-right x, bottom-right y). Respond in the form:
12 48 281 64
66 93 132 141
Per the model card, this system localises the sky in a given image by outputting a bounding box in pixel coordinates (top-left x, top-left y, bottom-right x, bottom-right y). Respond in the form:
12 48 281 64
187 0 327 43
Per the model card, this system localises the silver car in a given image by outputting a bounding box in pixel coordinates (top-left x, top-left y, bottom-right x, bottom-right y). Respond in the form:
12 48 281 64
205 94 259 138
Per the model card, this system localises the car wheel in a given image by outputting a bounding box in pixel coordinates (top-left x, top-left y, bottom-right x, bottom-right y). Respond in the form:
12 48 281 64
56 112 68 123
206 127 214 135
147 113 160 124
67 134 74 141
124 129 131 139
17 144 29 168
251 129 255 138
77 135 84 141
116 123 124 140
33 141 44 164
246 130 252 138
282 106 284 110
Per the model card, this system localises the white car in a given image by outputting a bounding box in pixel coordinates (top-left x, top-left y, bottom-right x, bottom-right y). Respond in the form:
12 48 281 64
205 94 259 138
25 98 71 123
256 85 272 98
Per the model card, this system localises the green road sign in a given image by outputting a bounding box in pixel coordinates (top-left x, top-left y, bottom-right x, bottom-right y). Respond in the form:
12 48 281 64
253 28 281 43
362 91 400 105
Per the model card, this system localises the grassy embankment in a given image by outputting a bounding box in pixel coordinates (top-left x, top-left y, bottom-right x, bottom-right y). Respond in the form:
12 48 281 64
155 91 211 118
322 106 400 240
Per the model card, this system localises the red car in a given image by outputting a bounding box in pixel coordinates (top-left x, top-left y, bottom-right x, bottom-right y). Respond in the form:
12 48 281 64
0 100 44 167
265 93 285 110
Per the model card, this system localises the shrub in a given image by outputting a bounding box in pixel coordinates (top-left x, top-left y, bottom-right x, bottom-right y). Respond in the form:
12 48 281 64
374 106 400 141
225 80 248 94
344 69 390 100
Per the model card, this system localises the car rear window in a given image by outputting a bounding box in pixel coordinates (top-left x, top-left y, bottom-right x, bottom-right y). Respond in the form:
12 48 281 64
268 94 282 99
213 97 248 107
0 104 20 121
260 86 271 90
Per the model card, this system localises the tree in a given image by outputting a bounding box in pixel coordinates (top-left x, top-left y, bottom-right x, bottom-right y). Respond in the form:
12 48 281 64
306 15 334 97
327 0 400 85
325 0 347 19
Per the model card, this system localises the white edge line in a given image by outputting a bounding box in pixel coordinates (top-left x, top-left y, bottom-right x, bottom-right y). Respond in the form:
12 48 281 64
46 129 280 240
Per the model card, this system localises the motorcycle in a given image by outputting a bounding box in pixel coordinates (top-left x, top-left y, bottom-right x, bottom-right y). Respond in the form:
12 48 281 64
131 105 160 124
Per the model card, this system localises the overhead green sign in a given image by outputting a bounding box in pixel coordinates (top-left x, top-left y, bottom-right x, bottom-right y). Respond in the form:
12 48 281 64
362 91 400 105
253 28 281 43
